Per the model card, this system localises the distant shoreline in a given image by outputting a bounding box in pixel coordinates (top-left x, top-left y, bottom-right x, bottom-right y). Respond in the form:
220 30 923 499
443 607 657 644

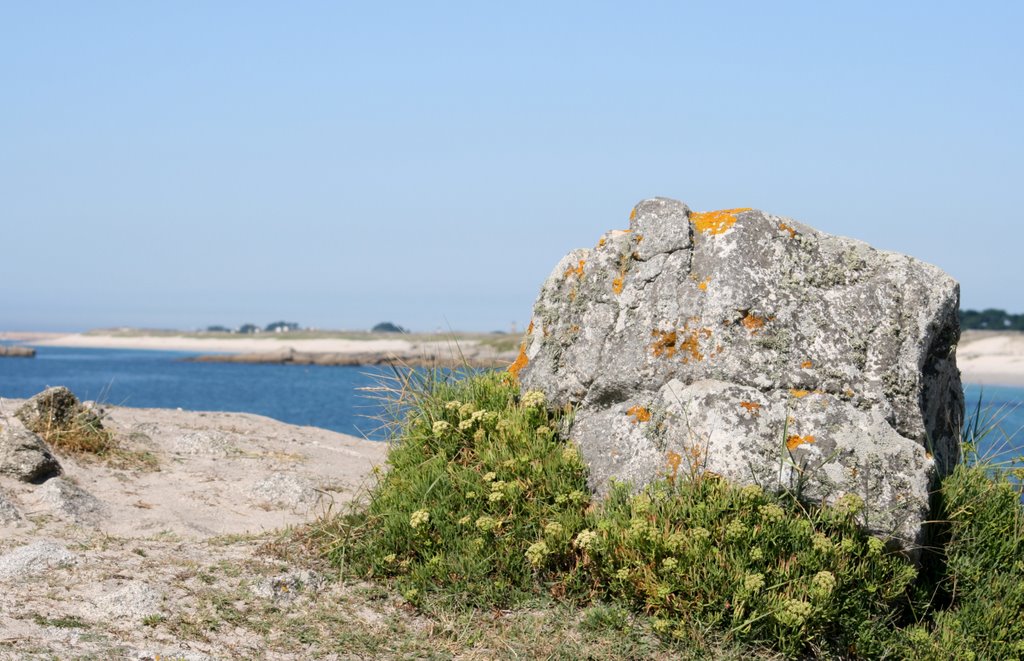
4 329 1024 389
17 331 415 355
3 330 519 369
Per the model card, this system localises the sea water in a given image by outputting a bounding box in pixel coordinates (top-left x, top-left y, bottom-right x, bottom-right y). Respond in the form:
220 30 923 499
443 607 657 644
1 346 1022 454
0 346 393 440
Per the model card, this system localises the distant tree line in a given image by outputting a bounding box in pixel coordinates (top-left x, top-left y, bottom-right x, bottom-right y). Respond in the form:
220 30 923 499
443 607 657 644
372 321 407 333
959 309 1024 331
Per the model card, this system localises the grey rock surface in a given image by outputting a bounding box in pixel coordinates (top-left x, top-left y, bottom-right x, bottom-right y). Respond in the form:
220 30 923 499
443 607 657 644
0 490 23 524
0 541 76 580
15 385 105 440
517 197 963 552
37 477 106 523
249 473 318 509
174 430 235 455
0 420 62 481
90 581 164 620
251 570 323 603
0 345 35 357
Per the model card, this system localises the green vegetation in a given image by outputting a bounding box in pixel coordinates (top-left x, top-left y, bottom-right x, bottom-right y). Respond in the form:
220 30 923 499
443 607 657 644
317 371 1024 659
960 308 1024 331
31 614 90 629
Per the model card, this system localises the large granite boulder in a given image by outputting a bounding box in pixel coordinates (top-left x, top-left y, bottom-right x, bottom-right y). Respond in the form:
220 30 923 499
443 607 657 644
0 421 62 482
515 197 963 553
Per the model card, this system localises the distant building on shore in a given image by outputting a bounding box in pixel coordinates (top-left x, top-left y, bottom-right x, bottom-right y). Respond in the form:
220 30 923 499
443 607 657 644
265 321 300 333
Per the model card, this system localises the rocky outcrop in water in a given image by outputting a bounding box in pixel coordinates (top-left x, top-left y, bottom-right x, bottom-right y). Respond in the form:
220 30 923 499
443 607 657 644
0 345 35 358
516 197 963 554
186 346 515 368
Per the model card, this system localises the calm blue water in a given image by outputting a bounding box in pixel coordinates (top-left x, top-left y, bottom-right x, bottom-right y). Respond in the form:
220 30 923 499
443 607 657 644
0 346 393 440
1 346 1022 454
962 383 1024 461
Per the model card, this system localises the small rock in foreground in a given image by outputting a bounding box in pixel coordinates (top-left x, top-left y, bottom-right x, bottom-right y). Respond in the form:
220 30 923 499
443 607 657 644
0 490 24 524
89 580 164 620
0 541 76 580
0 421 62 482
249 473 318 510
15 386 104 438
37 477 106 523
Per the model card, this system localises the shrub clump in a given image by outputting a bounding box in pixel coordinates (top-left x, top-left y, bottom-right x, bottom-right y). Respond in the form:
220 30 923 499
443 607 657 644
322 372 1024 659
325 370 589 606
892 462 1024 660
568 479 916 658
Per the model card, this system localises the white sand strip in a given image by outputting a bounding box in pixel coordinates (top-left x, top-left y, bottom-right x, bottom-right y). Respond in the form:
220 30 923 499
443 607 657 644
25 333 414 355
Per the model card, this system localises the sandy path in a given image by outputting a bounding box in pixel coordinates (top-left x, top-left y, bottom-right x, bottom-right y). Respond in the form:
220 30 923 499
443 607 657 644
0 400 388 659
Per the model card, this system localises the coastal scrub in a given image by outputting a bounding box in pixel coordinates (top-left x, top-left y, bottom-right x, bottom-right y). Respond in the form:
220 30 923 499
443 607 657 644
318 371 1024 659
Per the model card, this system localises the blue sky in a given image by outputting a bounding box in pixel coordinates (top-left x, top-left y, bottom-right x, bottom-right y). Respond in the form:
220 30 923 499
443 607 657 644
2 2 1021 332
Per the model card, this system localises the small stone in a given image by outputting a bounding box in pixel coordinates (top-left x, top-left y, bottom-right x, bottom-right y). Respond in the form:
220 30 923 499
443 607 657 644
251 570 322 603
174 430 233 455
249 473 318 510
0 490 23 524
0 541 76 580
90 581 163 620
0 421 62 482
37 477 106 523
16 386 101 435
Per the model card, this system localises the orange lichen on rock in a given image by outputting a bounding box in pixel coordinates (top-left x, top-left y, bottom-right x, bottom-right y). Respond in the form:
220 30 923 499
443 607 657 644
741 313 766 332
678 324 712 364
801 360 813 369
627 406 652 423
789 389 811 398
740 401 762 415
697 276 711 291
691 208 752 236
598 237 606 247
786 434 816 451
507 322 533 379
779 222 797 239
612 254 631 295
629 207 637 221
650 330 678 358
563 259 585 279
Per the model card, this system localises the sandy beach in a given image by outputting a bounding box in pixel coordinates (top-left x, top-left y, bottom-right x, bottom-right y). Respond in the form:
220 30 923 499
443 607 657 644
9 329 1024 388
957 331 1024 387
21 332 415 355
